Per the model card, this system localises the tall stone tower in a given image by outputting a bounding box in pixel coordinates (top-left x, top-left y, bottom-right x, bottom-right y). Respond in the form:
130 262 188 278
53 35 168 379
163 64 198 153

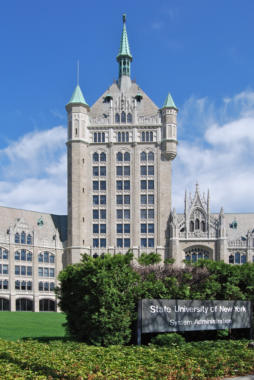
66 15 178 263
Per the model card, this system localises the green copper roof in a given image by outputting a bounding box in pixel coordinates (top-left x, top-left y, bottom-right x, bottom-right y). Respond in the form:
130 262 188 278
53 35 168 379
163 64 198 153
116 14 132 61
67 85 88 106
162 93 177 109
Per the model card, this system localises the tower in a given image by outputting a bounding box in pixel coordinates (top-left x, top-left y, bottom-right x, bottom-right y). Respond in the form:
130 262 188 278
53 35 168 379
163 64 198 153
66 15 178 263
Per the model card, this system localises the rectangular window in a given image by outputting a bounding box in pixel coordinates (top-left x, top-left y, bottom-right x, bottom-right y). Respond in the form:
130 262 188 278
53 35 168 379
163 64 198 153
141 224 147 233
124 209 130 219
148 166 154 175
93 181 99 190
117 238 123 247
100 166 106 176
44 268 49 277
141 195 147 204
116 166 123 176
117 195 123 204
93 238 99 248
140 166 147 176
38 267 43 276
93 166 99 176
141 238 147 248
100 181 106 190
141 209 147 219
124 180 130 190
148 180 154 189
100 195 106 204
148 209 154 219
21 250 26 261
124 238 130 248
93 195 99 205
27 266 32 276
93 209 99 219
15 266 20 275
148 195 154 204
124 166 130 176
148 224 154 233
100 209 106 219
116 181 123 190
117 224 123 233
49 268 55 277
124 224 130 233
21 266 26 275
148 238 154 247
2 264 8 274
124 195 130 204
100 239 106 248
141 180 147 190
100 224 106 233
117 209 123 219
93 224 99 233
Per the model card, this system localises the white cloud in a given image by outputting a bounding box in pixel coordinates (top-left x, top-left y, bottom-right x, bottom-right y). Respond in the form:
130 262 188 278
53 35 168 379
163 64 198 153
172 90 254 213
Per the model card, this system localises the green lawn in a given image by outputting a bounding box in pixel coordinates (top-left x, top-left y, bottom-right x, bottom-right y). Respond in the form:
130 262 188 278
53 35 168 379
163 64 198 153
0 312 66 341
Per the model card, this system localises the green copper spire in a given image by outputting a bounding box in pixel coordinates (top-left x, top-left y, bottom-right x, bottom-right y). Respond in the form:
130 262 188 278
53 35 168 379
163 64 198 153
67 85 88 107
116 14 132 79
162 93 177 109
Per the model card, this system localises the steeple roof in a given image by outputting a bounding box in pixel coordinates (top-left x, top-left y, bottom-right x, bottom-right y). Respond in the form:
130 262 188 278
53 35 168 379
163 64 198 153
116 14 132 61
67 85 88 106
162 93 177 109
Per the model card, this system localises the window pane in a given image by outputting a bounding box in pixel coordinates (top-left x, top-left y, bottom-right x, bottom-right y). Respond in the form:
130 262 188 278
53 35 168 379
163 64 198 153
140 166 147 176
141 195 147 204
100 166 106 176
93 196 99 205
141 180 147 190
50 255 55 263
117 238 123 247
116 152 123 161
93 210 99 219
141 224 147 233
117 224 123 233
27 252 32 261
140 152 146 161
117 195 123 204
38 253 43 262
21 266 26 275
93 239 99 248
116 181 123 190
141 238 147 247
27 266 32 276
117 209 123 219
116 166 122 176
93 224 99 233
124 181 130 190
100 210 106 219
100 181 106 190
15 266 20 275
148 180 154 189
44 252 49 263
93 181 99 190
100 239 106 248
148 166 154 175
93 153 99 162
49 268 55 277
44 268 49 277
124 224 130 233
124 209 130 219
124 166 130 176
148 152 154 161
38 267 43 276
100 152 106 161
3 265 8 274
93 166 99 176
100 195 106 204
148 224 154 233
44 282 49 291
100 224 106 233
148 195 154 204
148 238 154 247
15 251 20 260
124 195 130 204
148 209 154 219
124 152 130 161
141 209 147 219
124 238 130 247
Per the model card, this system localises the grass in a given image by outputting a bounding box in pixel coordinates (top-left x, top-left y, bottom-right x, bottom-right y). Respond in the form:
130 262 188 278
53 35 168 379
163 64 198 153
0 312 66 341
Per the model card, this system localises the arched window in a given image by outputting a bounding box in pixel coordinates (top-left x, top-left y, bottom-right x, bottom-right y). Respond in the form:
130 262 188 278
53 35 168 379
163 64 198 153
16 298 33 311
100 152 106 161
39 299 56 312
44 252 49 263
117 152 123 161
148 151 154 161
190 221 194 232
185 247 210 262
191 253 197 262
201 221 206 232
195 219 200 230
93 152 99 162
140 152 147 161
0 248 8 260
0 298 9 311
115 113 120 123
124 152 130 161
15 251 20 260
121 111 126 123
27 234 32 245
38 253 43 262
15 233 20 244
21 231 26 244
127 113 132 123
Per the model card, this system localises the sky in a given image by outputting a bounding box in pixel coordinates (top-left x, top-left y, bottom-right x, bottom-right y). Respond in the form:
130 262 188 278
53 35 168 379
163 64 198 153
0 0 254 215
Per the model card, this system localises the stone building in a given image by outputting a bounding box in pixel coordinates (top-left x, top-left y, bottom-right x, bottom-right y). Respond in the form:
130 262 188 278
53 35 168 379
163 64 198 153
0 15 253 311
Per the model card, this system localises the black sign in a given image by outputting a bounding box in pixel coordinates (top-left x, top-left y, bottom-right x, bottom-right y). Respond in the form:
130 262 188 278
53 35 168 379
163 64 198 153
141 299 251 333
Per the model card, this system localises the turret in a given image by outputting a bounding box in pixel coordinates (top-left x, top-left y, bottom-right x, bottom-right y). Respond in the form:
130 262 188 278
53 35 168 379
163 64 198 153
160 93 178 160
66 85 90 143
116 14 132 90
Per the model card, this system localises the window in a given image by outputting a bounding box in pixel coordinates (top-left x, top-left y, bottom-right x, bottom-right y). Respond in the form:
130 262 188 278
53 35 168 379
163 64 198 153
148 238 154 247
201 221 206 232
93 167 99 176
229 252 247 265
93 210 99 219
124 195 130 204
148 209 154 219
117 209 123 219
93 224 99 233
93 181 99 190
15 250 32 262
100 224 106 233
38 267 54 277
140 152 147 161
124 224 130 233
115 113 120 123
141 166 147 176
141 195 147 204
38 252 54 264
100 181 106 190
100 239 106 248
148 195 154 204
117 224 123 233
141 209 147 219
100 166 106 176
148 180 154 189
0 280 8 290
141 131 153 142
0 264 8 275
121 111 126 123
117 195 123 204
116 181 123 190
141 238 147 248
117 132 129 142
100 195 106 204
124 152 130 161
94 132 105 143
124 181 130 190
185 248 209 262
27 234 32 245
21 231 26 244
127 113 132 123
124 209 130 219
141 224 147 233
190 221 194 232
117 238 123 247
15 233 20 243
124 166 130 176
93 196 99 205
39 282 55 292
141 180 147 190
148 224 154 233
100 152 106 161
93 152 99 162
100 210 106 219
116 152 123 161
0 248 8 260
93 238 99 248
15 265 32 276
195 219 200 230
116 166 122 176
148 166 154 175
148 152 154 161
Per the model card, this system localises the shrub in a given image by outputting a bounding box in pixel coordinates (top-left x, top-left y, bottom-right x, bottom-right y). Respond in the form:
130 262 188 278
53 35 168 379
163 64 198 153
138 252 161 266
151 333 186 346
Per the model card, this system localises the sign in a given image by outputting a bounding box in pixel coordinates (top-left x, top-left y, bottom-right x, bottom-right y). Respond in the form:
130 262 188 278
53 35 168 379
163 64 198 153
140 299 251 333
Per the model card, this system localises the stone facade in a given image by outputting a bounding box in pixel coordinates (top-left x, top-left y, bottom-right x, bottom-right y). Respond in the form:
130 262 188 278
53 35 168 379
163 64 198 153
0 15 254 311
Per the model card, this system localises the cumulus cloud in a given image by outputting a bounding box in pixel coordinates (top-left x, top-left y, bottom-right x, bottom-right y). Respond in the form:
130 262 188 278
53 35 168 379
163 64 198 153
172 90 254 213
0 126 67 214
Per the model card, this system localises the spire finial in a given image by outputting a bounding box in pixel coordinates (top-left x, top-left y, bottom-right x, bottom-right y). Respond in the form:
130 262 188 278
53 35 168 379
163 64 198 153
77 60 79 85
123 13 126 23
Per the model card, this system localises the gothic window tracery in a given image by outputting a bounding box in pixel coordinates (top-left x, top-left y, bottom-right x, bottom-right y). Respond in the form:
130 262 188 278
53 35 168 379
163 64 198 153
229 252 246 264
185 247 209 262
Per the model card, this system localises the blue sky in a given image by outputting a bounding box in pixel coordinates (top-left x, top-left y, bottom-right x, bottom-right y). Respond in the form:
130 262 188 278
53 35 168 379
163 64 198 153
0 0 254 214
